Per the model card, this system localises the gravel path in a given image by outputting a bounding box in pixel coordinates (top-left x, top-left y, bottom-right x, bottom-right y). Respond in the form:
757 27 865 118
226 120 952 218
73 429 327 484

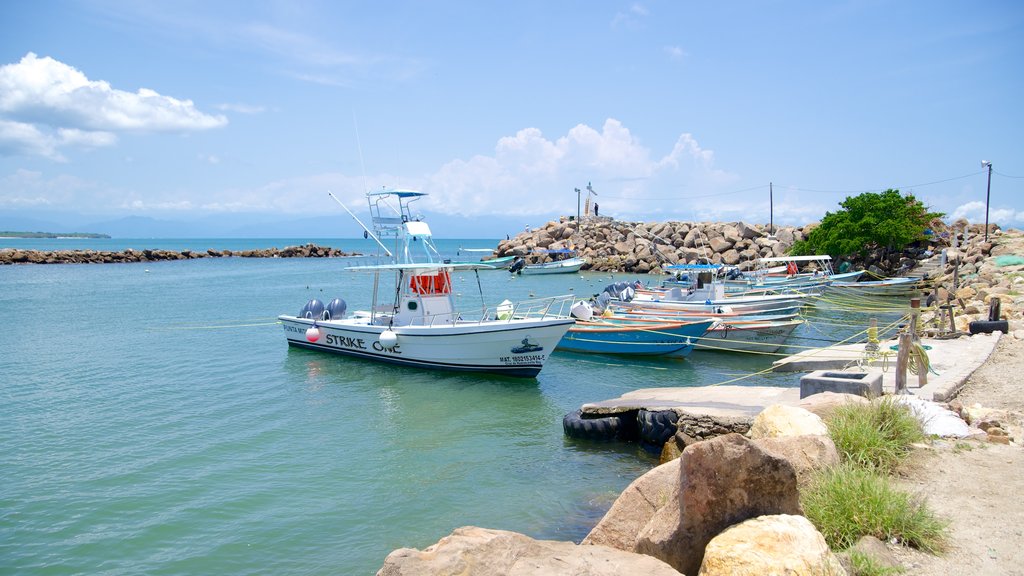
893 334 1024 575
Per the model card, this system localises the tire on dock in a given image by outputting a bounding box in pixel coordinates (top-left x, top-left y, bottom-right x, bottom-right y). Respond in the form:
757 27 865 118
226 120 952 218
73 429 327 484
969 320 1009 335
638 409 679 445
562 410 636 442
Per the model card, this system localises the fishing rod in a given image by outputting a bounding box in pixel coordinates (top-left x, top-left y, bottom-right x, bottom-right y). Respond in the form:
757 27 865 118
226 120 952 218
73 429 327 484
327 191 393 257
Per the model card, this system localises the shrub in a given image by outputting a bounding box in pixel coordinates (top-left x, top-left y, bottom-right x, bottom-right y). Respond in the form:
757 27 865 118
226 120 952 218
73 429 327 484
846 549 904 576
802 462 947 553
826 396 925 473
790 189 943 259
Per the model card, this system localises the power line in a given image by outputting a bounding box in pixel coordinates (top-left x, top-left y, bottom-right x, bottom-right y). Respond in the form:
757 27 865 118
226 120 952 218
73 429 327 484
586 169 992 202
598 183 769 201
995 170 1024 179
782 170 982 194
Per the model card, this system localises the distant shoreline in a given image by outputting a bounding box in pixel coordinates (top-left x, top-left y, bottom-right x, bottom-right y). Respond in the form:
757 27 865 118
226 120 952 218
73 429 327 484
0 244 358 265
0 231 110 239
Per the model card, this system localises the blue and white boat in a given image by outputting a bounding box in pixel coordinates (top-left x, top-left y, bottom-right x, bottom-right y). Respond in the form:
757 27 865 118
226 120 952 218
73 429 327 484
513 249 586 275
557 315 715 357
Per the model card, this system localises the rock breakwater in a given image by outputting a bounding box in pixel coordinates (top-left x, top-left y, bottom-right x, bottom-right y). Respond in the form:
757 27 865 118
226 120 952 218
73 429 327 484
0 243 357 265
496 218 808 273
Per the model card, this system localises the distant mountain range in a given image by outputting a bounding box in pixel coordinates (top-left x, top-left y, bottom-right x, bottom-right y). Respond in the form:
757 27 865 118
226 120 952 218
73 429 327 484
0 209 550 239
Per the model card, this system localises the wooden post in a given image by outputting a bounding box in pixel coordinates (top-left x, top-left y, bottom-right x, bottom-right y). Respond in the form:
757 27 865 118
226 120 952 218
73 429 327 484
895 332 911 395
909 297 921 339
909 298 928 387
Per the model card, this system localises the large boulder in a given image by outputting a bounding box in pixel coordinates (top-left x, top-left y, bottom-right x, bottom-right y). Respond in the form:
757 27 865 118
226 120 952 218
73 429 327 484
635 433 802 575
377 526 682 576
752 435 840 488
748 404 829 439
698 515 846 576
708 236 733 253
584 459 681 550
797 391 869 420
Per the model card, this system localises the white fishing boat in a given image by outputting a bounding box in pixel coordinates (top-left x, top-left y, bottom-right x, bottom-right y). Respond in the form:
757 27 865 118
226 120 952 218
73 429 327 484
511 249 586 275
731 255 864 293
454 248 516 270
693 318 804 353
622 265 808 314
279 189 575 377
827 276 922 297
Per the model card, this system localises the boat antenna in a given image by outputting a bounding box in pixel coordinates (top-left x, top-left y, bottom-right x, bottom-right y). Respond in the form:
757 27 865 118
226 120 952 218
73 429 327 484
328 191 393 257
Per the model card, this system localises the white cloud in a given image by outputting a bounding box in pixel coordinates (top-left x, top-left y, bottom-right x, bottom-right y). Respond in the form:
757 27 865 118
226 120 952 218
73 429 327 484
0 53 226 160
216 103 267 115
951 201 1022 225
0 168 96 207
0 119 64 160
420 119 737 219
1 119 740 222
664 45 686 61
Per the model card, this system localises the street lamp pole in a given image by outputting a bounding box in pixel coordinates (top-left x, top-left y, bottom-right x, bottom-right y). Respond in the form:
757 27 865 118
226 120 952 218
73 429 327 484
575 187 581 222
982 160 993 242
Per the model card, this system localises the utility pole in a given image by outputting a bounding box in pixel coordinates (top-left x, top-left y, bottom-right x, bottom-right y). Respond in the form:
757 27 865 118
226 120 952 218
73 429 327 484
769 181 774 236
575 187 581 222
982 160 993 242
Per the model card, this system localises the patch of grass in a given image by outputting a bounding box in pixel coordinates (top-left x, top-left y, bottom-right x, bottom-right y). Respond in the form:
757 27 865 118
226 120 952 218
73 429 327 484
827 396 926 473
952 441 977 453
802 462 947 553
847 550 904 576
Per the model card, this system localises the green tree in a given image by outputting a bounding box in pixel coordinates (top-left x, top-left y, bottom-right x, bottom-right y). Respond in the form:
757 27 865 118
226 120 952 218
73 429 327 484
790 189 943 258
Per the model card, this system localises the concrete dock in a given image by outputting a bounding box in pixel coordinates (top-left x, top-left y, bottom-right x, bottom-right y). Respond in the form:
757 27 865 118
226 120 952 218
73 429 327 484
581 332 1002 418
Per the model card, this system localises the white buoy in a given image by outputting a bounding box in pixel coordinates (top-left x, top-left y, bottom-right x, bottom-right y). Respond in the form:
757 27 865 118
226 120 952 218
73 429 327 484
379 329 398 349
305 326 322 343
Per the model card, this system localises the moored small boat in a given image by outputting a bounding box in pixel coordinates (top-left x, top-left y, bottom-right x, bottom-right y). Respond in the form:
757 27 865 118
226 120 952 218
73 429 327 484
512 249 586 275
690 318 804 354
557 316 715 357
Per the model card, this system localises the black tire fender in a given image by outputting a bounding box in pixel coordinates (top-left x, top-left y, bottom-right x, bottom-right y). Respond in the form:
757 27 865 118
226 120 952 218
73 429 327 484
638 409 679 445
562 410 628 441
969 320 1009 335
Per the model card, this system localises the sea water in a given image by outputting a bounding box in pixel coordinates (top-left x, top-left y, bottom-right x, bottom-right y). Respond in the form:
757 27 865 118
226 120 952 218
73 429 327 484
0 238 883 575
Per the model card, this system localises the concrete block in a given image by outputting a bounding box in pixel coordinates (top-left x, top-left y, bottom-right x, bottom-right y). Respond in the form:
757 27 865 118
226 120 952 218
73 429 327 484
800 370 882 399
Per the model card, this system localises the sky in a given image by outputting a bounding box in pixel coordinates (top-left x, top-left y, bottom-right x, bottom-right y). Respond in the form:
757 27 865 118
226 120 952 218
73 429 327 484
1 0 1022 238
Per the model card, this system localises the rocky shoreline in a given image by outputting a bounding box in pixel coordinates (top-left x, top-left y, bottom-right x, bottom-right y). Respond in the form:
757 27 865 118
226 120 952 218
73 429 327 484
495 216 997 277
0 243 357 265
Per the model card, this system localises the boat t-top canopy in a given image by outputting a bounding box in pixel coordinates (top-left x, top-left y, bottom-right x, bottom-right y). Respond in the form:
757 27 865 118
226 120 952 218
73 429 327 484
532 249 576 254
366 189 427 198
757 255 832 264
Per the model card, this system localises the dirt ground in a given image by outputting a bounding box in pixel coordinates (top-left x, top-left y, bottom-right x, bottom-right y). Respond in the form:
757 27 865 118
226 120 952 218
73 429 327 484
891 333 1024 575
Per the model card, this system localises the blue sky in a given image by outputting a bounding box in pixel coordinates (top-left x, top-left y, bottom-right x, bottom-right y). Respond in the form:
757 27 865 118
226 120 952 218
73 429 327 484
1 0 1022 237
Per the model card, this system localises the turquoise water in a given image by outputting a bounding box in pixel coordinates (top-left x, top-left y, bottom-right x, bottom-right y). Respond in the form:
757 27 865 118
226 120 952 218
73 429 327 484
1 240 881 574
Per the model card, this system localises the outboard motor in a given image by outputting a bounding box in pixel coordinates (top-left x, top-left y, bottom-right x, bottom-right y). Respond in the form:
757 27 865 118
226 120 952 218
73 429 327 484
726 268 742 280
593 292 612 313
298 298 325 320
324 298 347 320
509 257 526 274
570 300 594 321
614 282 630 301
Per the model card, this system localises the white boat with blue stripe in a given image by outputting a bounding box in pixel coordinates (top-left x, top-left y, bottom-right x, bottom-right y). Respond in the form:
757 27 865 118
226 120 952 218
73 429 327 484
278 189 574 377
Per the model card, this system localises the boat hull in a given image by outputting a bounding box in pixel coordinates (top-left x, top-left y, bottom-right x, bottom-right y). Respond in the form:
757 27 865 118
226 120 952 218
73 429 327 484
623 293 806 314
556 319 713 356
520 257 586 275
280 315 574 377
690 319 803 354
